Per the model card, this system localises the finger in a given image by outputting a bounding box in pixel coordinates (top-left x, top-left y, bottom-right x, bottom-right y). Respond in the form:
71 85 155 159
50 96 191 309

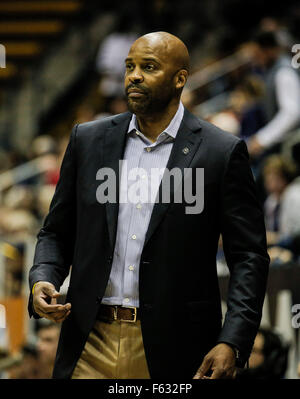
51 307 71 318
64 303 72 311
34 303 57 317
233 368 237 379
37 289 61 306
54 310 71 323
34 282 58 298
51 296 57 305
38 295 70 310
210 367 226 379
33 300 61 315
34 307 58 322
38 295 71 311
38 292 59 308
223 367 236 380
41 286 60 299
53 314 66 323
193 356 212 379
53 309 71 323
35 302 66 315
36 302 64 313
36 306 70 323
34 298 71 319
59 309 71 319
33 307 46 319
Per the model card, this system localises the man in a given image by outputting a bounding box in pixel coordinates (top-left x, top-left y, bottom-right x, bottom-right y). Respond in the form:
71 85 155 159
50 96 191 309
36 322 61 379
237 328 289 379
247 30 300 157
28 32 269 379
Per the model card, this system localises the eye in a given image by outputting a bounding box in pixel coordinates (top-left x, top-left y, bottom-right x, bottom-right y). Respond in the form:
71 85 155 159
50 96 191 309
144 64 155 71
126 63 134 71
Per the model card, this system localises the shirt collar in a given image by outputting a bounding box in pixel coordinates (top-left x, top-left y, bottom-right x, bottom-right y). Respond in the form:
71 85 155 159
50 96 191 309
127 101 184 140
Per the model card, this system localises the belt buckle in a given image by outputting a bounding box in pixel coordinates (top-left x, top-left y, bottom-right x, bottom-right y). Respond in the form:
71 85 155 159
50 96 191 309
121 306 137 323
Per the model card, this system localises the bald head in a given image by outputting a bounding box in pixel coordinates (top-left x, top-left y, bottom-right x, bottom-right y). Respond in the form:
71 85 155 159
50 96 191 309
124 31 189 116
130 31 190 74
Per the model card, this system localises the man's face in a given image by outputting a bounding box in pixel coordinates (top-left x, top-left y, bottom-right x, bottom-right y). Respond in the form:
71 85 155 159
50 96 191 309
264 172 287 195
37 326 60 365
124 39 178 115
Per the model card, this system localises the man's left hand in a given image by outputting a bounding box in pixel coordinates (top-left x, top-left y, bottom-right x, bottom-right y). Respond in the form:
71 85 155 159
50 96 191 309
193 343 237 379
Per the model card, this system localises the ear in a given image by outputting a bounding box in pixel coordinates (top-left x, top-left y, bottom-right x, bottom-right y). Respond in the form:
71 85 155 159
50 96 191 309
175 69 188 90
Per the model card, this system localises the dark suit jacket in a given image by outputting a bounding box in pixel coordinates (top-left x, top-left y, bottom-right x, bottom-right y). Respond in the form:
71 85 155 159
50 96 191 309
28 108 269 379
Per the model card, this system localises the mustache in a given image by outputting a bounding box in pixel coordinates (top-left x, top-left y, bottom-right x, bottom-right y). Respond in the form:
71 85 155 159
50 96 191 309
125 84 149 95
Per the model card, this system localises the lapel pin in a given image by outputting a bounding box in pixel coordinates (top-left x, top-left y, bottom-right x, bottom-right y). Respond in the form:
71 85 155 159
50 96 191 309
182 147 190 155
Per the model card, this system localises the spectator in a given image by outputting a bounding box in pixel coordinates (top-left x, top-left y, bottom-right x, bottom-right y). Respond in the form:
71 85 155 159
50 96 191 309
237 328 289 379
36 322 60 379
278 173 300 238
2 185 34 212
208 110 240 136
30 135 57 159
7 344 39 379
31 136 60 187
262 154 299 263
96 15 138 99
246 30 300 158
262 155 297 237
35 184 56 222
0 209 37 240
229 75 266 139
0 349 23 379
259 17 294 51
278 141 300 240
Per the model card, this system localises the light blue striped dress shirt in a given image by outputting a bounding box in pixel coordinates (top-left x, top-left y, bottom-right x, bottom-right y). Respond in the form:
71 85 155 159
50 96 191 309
101 102 184 307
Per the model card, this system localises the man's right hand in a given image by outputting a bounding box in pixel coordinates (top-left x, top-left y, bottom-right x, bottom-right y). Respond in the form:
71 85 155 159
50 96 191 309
32 281 71 323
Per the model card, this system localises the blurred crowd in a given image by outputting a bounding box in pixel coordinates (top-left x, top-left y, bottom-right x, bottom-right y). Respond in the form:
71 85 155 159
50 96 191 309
1 1 300 379
0 321 60 379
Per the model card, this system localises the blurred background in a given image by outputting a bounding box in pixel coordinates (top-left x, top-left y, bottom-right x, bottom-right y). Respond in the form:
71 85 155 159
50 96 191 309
0 0 300 379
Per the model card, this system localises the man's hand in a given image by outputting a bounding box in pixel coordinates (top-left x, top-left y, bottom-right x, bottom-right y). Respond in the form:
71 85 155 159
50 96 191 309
193 343 237 379
32 281 71 323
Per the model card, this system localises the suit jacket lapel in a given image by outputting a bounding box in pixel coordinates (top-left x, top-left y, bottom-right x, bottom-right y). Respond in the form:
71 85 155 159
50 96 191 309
103 112 132 250
143 109 203 248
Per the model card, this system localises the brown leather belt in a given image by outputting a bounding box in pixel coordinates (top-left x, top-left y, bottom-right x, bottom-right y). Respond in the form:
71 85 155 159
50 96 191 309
98 304 139 323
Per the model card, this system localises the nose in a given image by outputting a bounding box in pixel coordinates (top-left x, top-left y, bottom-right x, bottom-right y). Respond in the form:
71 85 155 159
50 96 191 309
128 66 143 83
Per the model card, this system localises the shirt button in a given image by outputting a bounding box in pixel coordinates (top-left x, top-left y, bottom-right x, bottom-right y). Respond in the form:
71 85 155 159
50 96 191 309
131 234 137 240
129 265 134 271
141 175 146 179
124 298 130 303
146 147 152 152
136 203 142 209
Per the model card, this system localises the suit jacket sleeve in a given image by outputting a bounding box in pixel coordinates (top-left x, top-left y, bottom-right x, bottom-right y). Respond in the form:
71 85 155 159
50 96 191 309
217 139 269 366
28 124 78 318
